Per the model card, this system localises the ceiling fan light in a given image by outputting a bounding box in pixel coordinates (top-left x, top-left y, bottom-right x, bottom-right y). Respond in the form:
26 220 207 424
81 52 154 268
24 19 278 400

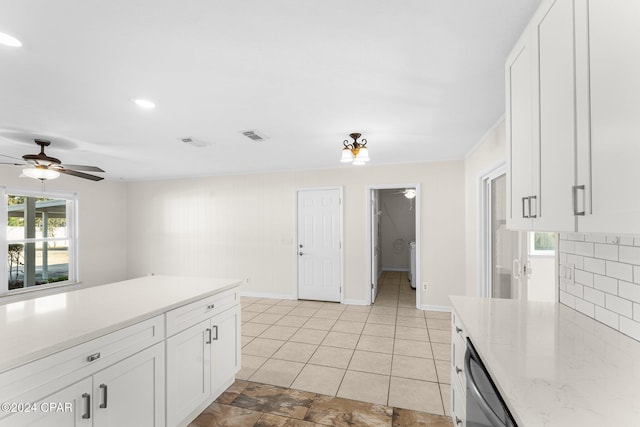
132 98 156 109
340 148 354 163
356 147 370 162
22 167 60 180
404 189 416 199
0 32 22 47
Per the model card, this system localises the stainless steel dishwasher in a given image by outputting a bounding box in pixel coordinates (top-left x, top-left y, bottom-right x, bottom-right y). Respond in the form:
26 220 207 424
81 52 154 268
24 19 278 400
465 338 518 427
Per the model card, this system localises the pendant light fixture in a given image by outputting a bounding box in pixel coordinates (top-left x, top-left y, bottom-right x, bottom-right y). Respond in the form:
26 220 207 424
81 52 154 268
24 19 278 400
340 133 370 165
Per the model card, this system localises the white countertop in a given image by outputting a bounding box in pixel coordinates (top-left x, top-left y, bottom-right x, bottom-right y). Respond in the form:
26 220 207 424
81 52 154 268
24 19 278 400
450 296 640 427
0 275 241 373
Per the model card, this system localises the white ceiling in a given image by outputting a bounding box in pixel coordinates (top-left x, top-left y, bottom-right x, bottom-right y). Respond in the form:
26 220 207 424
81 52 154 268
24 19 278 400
0 0 540 181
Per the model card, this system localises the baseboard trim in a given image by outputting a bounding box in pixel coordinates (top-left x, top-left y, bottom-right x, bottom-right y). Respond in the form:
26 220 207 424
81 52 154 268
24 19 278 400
342 299 369 306
240 291 296 300
420 304 451 312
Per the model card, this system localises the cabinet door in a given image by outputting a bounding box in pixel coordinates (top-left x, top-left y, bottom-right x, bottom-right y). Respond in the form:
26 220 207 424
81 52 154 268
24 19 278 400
577 0 640 233
533 0 577 232
93 343 165 427
506 27 534 230
0 377 92 427
210 306 240 397
166 319 211 427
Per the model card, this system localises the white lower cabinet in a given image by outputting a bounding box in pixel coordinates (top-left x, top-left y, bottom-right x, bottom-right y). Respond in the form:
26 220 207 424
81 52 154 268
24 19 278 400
166 304 240 427
450 311 466 427
0 343 164 427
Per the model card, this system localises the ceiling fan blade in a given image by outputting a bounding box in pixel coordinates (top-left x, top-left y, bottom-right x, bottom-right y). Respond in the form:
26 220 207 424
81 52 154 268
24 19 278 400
0 161 26 166
58 168 104 181
0 153 24 162
60 164 105 173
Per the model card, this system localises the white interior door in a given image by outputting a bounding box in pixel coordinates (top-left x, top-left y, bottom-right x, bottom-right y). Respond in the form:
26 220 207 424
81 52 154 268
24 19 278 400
297 188 342 302
370 189 380 303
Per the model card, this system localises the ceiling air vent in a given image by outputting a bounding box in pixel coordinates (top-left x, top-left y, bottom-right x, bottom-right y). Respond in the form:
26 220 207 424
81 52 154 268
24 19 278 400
241 130 267 141
179 137 209 148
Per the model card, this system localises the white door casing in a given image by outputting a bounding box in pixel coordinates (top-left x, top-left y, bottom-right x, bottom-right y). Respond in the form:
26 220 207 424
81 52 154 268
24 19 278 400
371 189 380 303
296 188 342 302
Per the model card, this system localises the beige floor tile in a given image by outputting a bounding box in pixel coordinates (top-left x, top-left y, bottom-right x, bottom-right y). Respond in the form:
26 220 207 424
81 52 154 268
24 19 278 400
275 315 309 328
241 335 254 348
249 359 305 388
311 310 342 320
242 338 285 358
298 300 327 309
362 323 396 338
395 326 430 342
370 306 397 315
397 300 416 308
391 355 438 382
339 311 369 322
431 343 451 361
434 359 451 384
356 335 394 354
440 383 451 416
291 364 346 396
321 331 360 349
395 316 427 328
397 308 425 318
303 317 336 331
348 350 392 375
236 355 267 380
271 341 318 363
425 310 452 320
241 297 261 304
345 304 371 312
252 313 285 325
308 346 354 369
289 328 328 345
388 377 444 415
429 329 451 344
243 303 271 313
265 305 295 315
259 325 299 341
336 371 390 406
373 298 398 307
394 339 433 359
257 298 282 306
321 302 347 311
366 314 397 325
289 307 319 317
241 311 259 322
331 320 365 334
427 318 452 330
242 322 271 337
276 299 301 307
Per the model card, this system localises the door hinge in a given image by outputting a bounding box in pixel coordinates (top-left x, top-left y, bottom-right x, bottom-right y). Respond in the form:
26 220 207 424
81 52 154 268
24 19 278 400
339 198 342 205
371 283 374 289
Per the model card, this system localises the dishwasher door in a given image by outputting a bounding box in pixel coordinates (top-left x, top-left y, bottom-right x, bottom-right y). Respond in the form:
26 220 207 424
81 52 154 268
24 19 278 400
465 338 517 427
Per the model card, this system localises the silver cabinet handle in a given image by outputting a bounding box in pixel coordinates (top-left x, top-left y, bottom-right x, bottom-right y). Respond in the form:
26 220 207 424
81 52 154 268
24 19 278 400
572 185 585 216
205 328 212 344
529 195 537 218
99 384 107 409
455 326 463 334
82 393 91 419
87 352 101 362
212 325 219 341
455 416 462 425
299 252 304 256
207 304 215 310
521 197 529 218
455 366 462 374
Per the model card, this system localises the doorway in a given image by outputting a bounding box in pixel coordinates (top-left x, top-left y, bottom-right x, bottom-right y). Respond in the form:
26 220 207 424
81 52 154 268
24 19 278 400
366 184 420 307
295 188 343 302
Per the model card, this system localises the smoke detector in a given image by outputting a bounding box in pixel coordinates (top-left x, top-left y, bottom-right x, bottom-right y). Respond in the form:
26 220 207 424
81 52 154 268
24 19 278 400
240 130 267 141
179 137 209 148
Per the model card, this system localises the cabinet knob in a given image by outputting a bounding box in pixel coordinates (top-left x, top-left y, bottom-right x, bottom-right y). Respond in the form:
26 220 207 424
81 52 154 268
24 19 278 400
207 304 215 310
87 352 101 362
456 366 462 375
455 326 463 334
455 416 462 425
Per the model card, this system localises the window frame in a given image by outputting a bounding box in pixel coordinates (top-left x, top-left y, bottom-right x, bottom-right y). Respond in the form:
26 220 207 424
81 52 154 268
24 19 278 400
528 231 556 257
1 187 79 295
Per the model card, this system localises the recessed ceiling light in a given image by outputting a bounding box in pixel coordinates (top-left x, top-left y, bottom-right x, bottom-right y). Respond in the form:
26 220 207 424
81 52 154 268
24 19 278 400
0 32 22 47
132 99 156 109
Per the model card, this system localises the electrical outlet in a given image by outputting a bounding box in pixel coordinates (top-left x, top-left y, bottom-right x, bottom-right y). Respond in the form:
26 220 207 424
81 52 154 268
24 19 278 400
422 282 428 291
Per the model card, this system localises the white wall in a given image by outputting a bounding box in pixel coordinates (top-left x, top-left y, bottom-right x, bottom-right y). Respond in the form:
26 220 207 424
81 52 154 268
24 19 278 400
125 161 465 307
379 190 416 271
464 118 507 296
0 169 128 292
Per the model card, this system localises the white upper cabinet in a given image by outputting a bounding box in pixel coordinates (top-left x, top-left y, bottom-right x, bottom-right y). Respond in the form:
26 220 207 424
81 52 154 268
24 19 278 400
575 0 640 234
506 27 535 230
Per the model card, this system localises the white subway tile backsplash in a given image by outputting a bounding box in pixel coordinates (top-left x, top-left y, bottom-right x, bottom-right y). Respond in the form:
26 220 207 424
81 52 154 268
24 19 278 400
574 241 594 257
560 233 640 342
584 287 605 306
595 306 619 329
594 243 618 261
583 257 605 274
619 246 640 265
605 260 633 282
594 274 618 294
574 269 593 287
618 281 640 304
605 294 633 318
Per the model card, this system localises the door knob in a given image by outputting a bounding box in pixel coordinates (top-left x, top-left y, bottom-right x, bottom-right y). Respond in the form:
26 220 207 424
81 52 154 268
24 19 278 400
299 252 304 256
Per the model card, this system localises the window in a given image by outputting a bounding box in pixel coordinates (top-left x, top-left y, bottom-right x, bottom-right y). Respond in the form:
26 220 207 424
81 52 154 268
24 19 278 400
529 231 556 256
2 188 78 294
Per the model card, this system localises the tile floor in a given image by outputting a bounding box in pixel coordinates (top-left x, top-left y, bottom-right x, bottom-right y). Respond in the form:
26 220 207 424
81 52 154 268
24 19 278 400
189 380 453 427
237 271 453 416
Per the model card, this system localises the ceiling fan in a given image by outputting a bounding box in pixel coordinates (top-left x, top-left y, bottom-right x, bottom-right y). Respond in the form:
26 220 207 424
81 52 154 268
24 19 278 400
393 188 416 199
0 139 105 181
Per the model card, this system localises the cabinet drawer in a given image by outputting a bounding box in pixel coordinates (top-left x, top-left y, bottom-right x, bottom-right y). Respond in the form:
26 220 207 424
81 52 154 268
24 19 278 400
451 313 466 388
0 315 164 404
166 288 238 337
451 377 466 427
